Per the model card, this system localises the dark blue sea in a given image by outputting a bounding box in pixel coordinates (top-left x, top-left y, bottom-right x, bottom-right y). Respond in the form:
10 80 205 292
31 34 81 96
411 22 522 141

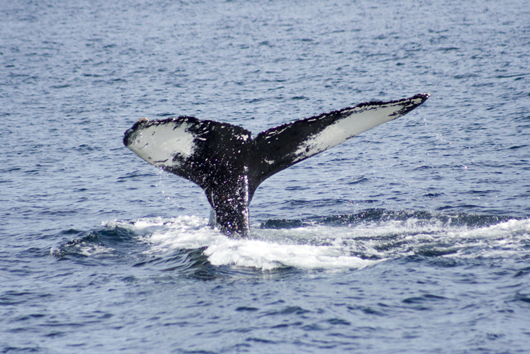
1 0 530 352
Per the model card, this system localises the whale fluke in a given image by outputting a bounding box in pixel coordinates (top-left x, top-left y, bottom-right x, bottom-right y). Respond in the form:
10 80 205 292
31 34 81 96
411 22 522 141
124 93 429 236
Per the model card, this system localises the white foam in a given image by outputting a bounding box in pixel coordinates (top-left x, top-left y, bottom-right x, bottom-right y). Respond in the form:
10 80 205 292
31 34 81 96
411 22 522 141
116 216 377 270
110 216 530 271
204 238 376 270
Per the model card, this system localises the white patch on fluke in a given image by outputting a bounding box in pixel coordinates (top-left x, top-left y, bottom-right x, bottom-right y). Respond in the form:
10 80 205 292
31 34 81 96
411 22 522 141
295 100 419 160
128 121 196 168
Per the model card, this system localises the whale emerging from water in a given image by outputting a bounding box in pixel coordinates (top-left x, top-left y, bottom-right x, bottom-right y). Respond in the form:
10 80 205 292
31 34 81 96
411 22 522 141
124 93 429 236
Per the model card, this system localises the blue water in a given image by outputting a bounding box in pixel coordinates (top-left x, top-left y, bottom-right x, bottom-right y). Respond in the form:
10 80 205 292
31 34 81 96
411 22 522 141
2 0 530 352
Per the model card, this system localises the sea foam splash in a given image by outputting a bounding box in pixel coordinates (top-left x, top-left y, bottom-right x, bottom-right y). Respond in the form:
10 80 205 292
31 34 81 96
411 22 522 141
104 215 530 271
106 216 377 270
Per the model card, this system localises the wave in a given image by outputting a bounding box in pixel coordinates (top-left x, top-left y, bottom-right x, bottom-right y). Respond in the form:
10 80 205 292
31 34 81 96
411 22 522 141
50 210 530 274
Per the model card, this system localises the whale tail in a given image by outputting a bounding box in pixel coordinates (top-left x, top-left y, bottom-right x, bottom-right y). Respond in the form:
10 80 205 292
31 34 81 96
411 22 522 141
124 93 429 236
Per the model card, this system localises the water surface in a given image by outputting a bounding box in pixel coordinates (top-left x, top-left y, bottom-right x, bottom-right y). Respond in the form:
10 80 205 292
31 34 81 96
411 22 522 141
1 0 530 352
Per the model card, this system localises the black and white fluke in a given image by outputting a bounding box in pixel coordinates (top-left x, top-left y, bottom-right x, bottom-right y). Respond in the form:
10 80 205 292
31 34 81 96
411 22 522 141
124 93 429 236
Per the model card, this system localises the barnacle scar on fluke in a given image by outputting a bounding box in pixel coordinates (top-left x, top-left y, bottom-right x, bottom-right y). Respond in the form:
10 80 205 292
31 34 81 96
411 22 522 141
124 93 430 236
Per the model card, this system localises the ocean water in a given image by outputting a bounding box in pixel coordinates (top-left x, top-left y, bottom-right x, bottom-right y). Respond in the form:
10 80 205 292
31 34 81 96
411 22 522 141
1 0 530 352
